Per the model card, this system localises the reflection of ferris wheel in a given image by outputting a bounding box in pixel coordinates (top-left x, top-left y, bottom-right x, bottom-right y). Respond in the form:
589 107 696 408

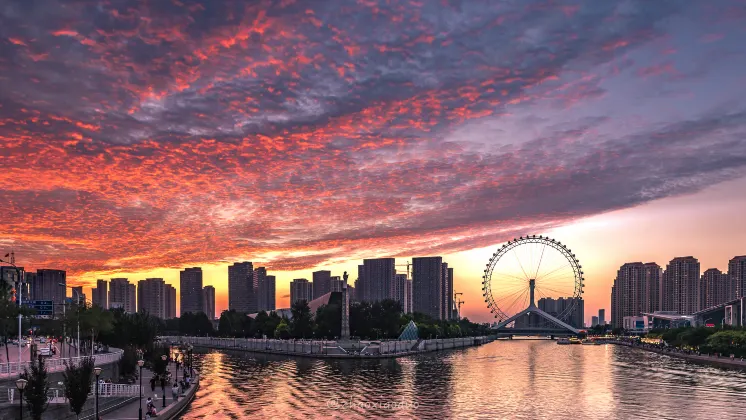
482 235 584 324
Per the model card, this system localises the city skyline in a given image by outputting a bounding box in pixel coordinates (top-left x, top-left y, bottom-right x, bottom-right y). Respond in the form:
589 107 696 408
1 1 746 325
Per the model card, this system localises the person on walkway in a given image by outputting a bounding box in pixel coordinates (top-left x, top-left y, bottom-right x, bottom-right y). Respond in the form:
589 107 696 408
150 375 156 392
172 382 180 401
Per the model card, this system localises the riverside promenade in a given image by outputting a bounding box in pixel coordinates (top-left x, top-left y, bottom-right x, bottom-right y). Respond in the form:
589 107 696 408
102 363 199 420
161 335 494 359
611 340 746 371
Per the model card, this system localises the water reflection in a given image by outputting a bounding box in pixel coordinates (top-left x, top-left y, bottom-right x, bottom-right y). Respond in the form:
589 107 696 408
180 340 746 419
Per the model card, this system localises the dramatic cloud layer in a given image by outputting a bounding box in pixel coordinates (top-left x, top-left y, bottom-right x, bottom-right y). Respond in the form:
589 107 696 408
1 0 745 280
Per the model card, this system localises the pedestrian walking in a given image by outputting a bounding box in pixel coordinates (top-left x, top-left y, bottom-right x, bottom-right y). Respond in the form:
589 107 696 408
150 375 156 392
172 382 180 401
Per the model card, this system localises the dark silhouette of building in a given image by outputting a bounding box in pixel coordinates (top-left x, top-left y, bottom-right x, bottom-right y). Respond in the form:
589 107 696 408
180 267 203 316
312 270 332 300
357 258 396 303
256 267 275 312
109 278 136 313
91 279 108 309
228 262 255 313
138 278 165 319
290 278 312 304
164 284 176 319
203 285 215 319
394 273 408 313
412 257 443 320
30 269 66 315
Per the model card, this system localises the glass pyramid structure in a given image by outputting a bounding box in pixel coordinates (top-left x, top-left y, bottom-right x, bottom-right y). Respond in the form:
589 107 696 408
398 320 419 340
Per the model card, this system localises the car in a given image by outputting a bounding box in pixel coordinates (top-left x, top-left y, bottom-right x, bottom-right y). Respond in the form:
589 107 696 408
39 337 47 344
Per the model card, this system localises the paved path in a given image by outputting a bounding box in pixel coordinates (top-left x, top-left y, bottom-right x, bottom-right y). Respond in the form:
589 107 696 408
0 341 78 364
612 341 746 370
103 363 193 420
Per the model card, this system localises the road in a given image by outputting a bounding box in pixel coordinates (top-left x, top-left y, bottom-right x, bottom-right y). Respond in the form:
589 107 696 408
0 340 81 364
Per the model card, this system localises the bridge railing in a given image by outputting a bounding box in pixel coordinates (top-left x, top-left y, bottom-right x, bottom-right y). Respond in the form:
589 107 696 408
0 348 123 379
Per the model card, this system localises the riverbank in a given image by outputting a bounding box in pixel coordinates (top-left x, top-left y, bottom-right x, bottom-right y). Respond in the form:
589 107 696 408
610 340 746 371
160 336 494 359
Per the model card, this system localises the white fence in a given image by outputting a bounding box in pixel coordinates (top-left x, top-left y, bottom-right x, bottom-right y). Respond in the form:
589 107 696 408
161 336 488 356
0 348 124 378
97 382 142 397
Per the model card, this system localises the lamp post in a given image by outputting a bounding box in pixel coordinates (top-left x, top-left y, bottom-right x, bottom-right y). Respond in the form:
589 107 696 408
94 366 102 419
161 355 167 408
137 359 145 420
59 283 83 358
16 378 27 419
1 258 24 369
188 345 194 377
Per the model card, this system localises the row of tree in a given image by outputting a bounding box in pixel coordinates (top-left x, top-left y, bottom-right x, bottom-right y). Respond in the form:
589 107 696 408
647 326 746 357
211 298 491 340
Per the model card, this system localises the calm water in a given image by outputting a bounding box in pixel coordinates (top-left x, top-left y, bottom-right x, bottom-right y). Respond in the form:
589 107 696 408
179 340 746 419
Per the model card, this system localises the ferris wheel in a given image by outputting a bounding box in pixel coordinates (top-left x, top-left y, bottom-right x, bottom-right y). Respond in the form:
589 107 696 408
482 235 584 324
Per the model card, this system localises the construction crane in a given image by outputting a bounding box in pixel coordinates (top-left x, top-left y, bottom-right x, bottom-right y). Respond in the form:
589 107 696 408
395 261 411 278
454 292 464 319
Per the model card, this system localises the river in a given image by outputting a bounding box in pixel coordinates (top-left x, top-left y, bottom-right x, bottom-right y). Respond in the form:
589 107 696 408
178 339 746 419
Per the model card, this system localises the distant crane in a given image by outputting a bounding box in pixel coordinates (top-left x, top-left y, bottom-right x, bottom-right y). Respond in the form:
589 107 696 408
395 261 411 278
454 292 464 319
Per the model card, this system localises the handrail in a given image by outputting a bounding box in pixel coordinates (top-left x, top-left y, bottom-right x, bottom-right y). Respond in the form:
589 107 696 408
0 348 124 378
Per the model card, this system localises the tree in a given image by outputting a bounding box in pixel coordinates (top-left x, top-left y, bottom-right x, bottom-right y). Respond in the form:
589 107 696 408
218 310 252 337
255 311 281 338
314 304 341 339
63 357 95 419
290 301 313 339
179 312 214 336
21 356 50 420
274 320 291 339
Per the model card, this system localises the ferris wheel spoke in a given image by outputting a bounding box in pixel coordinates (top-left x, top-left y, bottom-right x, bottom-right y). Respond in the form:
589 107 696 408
535 284 575 297
538 270 575 286
533 243 546 279
493 272 531 283
512 249 530 280
536 262 571 281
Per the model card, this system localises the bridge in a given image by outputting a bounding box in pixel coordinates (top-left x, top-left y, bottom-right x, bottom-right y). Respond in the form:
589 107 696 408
492 279 581 338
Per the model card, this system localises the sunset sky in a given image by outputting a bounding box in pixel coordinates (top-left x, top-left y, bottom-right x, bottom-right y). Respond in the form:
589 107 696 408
1 1 745 324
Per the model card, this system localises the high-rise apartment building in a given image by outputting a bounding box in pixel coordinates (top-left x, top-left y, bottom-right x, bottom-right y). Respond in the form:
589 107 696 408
598 308 605 325
701 268 729 309
127 283 136 313
441 264 452 320
357 258 396 303
203 286 216 319
591 316 599 327
70 286 85 304
611 263 645 328
91 279 108 309
405 279 412 314
412 257 443 320
393 273 408 313
312 270 332 300
290 278 313 305
729 256 746 300
330 276 344 292
109 278 136 313
255 267 275 312
138 278 165 318
663 256 700 315
538 297 584 329
180 267 203 316
165 284 177 319
228 262 255 313
0 266 24 294
642 263 662 313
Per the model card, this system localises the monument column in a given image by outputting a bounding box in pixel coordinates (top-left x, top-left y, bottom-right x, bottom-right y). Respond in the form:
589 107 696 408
341 271 350 340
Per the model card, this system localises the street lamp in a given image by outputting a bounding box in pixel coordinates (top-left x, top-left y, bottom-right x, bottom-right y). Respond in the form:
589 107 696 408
94 366 102 418
161 355 167 408
59 283 83 358
1 258 24 368
16 378 27 419
188 345 194 377
137 359 145 420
